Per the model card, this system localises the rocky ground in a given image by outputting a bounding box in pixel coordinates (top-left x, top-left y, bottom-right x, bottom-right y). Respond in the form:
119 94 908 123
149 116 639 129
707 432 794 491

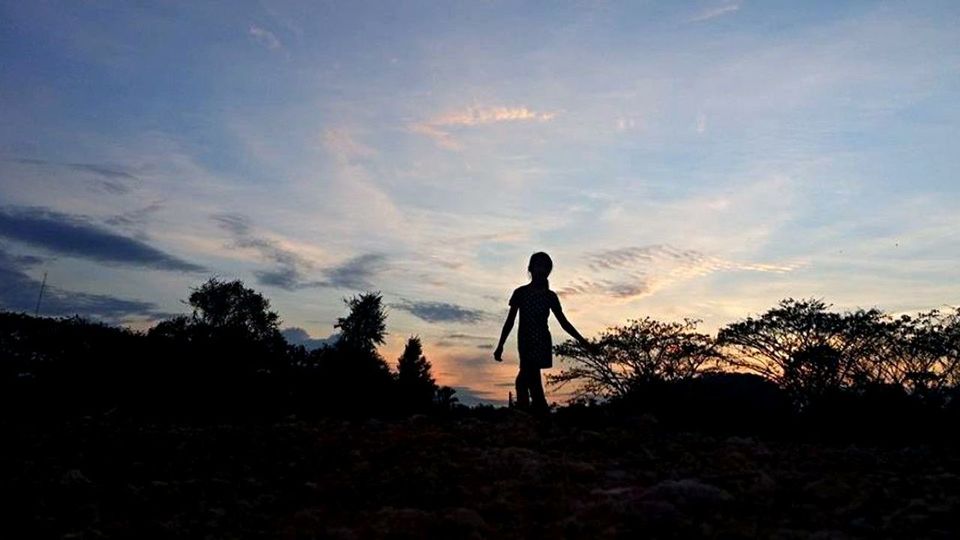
3 410 959 539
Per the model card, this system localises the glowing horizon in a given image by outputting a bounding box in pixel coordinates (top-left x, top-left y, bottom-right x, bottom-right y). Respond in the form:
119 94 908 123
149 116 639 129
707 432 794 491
1 1 959 404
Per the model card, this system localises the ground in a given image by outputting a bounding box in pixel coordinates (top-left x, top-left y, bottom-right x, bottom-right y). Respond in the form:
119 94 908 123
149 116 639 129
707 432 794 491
3 410 959 539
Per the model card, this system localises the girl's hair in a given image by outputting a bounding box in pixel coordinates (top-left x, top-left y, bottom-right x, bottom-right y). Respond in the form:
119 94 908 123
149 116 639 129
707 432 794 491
528 252 553 289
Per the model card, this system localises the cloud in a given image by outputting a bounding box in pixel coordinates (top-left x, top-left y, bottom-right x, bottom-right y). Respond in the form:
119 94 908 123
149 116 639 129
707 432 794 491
443 333 492 342
558 244 799 300
409 123 461 150
616 117 638 131
0 206 204 272
104 201 165 238
214 214 387 291
249 25 282 51
322 129 376 162
0 246 165 321
322 253 387 290
9 158 139 194
435 332 495 348
688 2 741 22
281 327 339 350
65 162 138 180
391 299 488 324
448 385 501 406
214 213 318 289
430 106 556 127
412 105 557 149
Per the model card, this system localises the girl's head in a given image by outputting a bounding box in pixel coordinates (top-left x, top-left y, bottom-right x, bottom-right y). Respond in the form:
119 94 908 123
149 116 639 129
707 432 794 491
528 252 553 288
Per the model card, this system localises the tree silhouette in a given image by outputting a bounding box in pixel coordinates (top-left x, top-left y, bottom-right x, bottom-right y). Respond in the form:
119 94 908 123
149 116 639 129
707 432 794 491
717 298 903 408
187 278 281 343
396 336 438 413
549 318 720 400
436 385 459 411
335 292 387 355
896 308 960 401
142 278 290 416
318 292 393 414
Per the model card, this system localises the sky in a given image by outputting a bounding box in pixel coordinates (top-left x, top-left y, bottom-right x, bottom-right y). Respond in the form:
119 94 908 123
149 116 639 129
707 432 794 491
1 0 959 404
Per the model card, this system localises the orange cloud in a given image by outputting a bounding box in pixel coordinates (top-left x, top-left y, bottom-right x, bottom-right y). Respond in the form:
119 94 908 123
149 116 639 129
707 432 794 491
411 105 557 149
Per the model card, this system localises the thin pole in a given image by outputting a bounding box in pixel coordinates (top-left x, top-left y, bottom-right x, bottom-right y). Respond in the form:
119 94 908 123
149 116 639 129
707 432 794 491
34 272 47 316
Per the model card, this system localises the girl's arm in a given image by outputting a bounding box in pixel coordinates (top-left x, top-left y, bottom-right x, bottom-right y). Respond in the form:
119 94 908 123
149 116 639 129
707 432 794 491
551 303 589 346
493 306 518 362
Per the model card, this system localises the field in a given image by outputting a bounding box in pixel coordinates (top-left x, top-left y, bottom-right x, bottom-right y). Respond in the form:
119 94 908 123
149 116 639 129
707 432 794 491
4 410 959 539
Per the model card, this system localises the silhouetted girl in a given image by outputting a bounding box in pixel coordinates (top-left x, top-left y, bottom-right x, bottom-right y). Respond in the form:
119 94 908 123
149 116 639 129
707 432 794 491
494 252 589 413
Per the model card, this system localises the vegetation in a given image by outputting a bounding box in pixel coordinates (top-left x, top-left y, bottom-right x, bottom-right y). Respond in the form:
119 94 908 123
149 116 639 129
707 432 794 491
3 283 960 538
397 336 440 413
2 280 959 432
549 318 721 399
0 278 458 420
548 298 960 437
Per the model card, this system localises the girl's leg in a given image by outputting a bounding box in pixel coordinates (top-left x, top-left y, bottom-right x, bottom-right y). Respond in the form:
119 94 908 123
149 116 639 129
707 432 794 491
527 368 548 413
515 370 530 409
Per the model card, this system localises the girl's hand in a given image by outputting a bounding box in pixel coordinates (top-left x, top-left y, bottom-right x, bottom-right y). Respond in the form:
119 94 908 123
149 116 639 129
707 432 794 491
493 345 504 362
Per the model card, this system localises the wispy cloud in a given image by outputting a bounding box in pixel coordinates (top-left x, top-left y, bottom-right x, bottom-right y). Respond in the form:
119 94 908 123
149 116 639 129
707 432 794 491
214 213 316 289
214 214 387 291
323 253 388 290
412 105 557 149
430 106 556 127
391 299 489 324
0 246 166 321
249 25 282 51
0 206 204 272
323 129 376 162
558 244 799 300
104 201 164 238
434 332 494 348
688 2 741 23
9 158 139 194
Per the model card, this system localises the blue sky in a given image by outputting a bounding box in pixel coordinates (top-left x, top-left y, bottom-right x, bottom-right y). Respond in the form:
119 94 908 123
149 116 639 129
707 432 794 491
1 1 958 403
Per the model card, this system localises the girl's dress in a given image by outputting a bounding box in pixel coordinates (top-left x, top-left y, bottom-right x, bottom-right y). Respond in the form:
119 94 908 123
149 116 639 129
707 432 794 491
509 283 561 369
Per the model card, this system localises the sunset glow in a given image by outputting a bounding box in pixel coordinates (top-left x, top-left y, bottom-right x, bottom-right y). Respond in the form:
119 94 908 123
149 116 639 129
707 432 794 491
2 1 958 404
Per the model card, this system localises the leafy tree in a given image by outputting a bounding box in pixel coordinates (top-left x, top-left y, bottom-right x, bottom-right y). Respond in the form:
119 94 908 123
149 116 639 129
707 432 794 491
436 386 459 411
149 315 190 336
396 336 438 412
187 278 281 342
717 298 901 407
895 308 960 399
313 292 393 414
335 292 387 355
549 318 719 400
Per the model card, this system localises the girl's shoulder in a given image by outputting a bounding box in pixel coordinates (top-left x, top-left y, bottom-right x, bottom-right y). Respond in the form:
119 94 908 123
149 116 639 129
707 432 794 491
511 283 557 299
509 284 528 306
513 283 531 294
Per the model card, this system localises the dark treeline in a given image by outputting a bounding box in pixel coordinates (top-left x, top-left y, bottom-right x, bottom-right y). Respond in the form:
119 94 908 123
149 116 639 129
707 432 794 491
550 299 960 439
2 281 959 439
0 278 457 420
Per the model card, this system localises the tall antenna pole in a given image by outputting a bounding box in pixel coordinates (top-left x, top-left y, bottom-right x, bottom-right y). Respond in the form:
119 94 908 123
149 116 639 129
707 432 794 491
34 272 47 317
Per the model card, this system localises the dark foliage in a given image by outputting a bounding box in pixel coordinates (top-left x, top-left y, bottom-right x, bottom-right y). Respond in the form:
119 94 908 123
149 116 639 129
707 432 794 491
717 299 960 412
3 286 960 538
0 281 443 420
551 298 960 438
396 336 439 413
549 318 721 399
335 292 387 355
3 283 959 437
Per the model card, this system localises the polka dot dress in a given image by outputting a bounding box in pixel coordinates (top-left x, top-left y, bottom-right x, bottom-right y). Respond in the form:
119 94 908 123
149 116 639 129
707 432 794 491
509 284 561 369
